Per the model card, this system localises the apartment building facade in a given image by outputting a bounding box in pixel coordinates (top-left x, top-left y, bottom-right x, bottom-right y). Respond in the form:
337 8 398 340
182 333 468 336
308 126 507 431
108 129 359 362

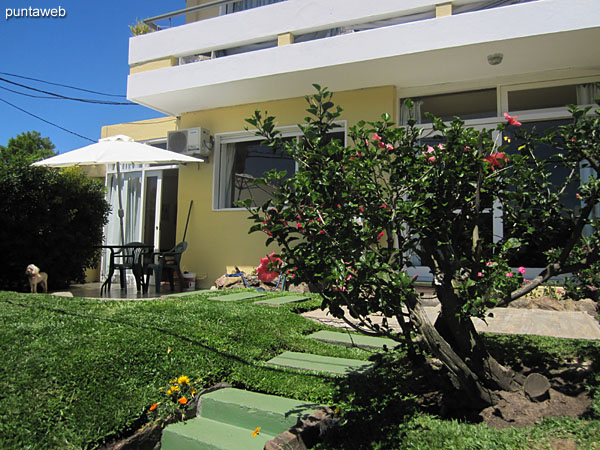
101 0 600 287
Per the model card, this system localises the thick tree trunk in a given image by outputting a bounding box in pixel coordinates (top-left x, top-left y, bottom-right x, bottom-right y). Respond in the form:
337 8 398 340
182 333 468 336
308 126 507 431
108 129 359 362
404 289 519 409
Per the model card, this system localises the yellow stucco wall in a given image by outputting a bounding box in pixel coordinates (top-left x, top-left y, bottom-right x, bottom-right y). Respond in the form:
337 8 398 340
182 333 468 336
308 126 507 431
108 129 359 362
101 87 396 287
130 57 178 75
185 0 221 24
176 86 397 287
101 117 178 141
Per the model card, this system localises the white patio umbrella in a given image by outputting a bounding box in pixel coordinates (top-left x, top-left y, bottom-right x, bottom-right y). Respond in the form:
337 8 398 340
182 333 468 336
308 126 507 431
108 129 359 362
32 135 203 244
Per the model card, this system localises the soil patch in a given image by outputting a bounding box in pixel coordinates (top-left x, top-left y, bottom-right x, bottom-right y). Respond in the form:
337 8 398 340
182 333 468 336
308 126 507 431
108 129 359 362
479 388 591 429
446 360 595 428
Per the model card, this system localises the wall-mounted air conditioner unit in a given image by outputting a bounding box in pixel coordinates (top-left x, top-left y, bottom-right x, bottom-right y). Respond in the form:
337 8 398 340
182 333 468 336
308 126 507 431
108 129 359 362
167 128 212 158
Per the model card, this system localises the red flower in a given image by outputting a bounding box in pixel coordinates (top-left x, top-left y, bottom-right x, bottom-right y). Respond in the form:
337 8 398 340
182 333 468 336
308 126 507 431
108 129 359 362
377 231 384 240
257 252 282 283
178 397 188 405
149 403 158 411
373 133 382 142
504 112 522 126
484 152 509 170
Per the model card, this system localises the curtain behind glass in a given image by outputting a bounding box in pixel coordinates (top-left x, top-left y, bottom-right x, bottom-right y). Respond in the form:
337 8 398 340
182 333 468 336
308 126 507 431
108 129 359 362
217 143 236 208
125 175 142 243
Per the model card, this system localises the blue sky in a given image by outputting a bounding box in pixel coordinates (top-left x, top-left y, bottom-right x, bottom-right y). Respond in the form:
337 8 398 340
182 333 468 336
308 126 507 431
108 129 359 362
0 1 185 153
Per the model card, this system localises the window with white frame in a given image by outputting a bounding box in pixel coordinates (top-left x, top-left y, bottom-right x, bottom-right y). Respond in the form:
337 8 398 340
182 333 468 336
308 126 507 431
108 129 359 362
400 78 600 276
214 124 346 210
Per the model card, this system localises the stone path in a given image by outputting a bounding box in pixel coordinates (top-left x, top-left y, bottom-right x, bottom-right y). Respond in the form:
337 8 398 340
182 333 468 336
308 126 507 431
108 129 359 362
302 306 600 340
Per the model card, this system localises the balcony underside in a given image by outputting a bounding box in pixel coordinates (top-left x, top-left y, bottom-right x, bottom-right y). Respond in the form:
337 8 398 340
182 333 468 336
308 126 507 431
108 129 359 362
127 2 600 115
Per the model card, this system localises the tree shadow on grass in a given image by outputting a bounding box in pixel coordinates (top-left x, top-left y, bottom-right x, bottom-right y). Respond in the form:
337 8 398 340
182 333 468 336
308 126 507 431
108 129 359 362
317 351 445 450
318 336 600 449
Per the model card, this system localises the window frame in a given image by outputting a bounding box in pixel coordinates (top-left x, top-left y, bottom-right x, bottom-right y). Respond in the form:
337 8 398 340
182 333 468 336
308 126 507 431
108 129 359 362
399 76 600 281
212 121 347 211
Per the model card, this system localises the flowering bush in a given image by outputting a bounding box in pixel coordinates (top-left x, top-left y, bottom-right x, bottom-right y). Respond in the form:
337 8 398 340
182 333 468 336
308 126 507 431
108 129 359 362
149 375 200 420
256 252 283 283
241 85 600 407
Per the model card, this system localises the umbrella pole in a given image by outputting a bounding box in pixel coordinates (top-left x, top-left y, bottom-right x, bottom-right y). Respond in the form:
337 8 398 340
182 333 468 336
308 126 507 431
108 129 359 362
117 163 125 245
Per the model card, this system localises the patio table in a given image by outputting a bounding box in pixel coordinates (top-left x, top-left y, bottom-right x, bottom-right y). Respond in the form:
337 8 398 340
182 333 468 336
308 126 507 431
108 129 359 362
97 243 154 295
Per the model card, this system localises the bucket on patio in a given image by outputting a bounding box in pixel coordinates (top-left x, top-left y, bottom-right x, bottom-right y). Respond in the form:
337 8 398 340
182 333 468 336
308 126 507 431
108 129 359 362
183 272 196 291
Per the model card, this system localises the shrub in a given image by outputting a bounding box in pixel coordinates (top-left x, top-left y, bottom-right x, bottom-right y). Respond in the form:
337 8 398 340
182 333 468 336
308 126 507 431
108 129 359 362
0 164 110 290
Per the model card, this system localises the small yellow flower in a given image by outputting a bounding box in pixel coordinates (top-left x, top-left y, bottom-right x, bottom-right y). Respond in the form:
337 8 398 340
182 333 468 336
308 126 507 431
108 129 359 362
252 427 261 437
177 375 190 385
167 389 172 396
170 385 180 392
191 389 197 395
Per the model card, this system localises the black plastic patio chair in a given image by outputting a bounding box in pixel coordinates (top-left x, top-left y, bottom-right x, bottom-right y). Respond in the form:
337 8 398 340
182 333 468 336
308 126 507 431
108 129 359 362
144 241 188 293
111 242 149 292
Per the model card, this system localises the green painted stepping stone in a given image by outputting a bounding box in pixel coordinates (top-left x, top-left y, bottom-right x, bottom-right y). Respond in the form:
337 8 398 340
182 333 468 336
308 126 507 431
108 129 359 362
200 388 319 436
267 351 372 375
161 416 274 450
164 289 214 298
208 291 266 301
308 330 396 350
254 295 309 305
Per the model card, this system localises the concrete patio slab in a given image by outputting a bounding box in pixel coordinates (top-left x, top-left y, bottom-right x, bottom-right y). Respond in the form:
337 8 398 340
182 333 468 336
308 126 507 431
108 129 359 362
254 295 310 305
308 330 397 349
301 306 600 340
267 351 372 375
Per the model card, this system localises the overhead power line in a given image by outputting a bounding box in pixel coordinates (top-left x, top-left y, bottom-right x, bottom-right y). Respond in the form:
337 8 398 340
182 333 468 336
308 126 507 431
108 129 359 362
0 85 58 99
0 71 126 98
0 97 95 143
0 77 135 106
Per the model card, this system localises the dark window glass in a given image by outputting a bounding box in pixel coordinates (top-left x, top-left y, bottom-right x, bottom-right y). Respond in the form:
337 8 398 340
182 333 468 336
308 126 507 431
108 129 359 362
508 85 577 111
503 119 579 267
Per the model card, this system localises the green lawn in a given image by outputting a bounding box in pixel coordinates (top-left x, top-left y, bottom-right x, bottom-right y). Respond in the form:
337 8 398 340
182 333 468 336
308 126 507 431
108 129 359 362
0 290 364 449
0 290 598 450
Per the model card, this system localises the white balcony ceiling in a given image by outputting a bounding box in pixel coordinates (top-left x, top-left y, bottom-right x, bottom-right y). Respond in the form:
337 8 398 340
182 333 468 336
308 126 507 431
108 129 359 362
127 0 600 116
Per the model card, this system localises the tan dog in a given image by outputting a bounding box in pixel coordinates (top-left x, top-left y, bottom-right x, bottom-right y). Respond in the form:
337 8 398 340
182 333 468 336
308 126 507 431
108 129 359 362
25 264 48 293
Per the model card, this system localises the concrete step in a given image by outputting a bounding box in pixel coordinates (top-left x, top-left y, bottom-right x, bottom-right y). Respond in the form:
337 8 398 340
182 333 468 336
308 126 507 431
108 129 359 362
308 330 397 350
161 416 274 450
267 351 373 375
199 388 319 437
207 291 266 302
254 295 310 306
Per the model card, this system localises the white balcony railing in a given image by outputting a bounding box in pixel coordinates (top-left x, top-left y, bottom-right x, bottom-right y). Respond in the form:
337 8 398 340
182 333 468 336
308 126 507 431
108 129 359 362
129 0 538 68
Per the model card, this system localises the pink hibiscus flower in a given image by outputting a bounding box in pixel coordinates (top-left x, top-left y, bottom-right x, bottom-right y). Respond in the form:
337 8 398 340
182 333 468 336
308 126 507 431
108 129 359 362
484 152 509 170
504 112 522 127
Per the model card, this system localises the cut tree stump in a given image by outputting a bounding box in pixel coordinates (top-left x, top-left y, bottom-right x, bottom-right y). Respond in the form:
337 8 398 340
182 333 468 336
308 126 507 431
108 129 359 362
524 373 550 402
